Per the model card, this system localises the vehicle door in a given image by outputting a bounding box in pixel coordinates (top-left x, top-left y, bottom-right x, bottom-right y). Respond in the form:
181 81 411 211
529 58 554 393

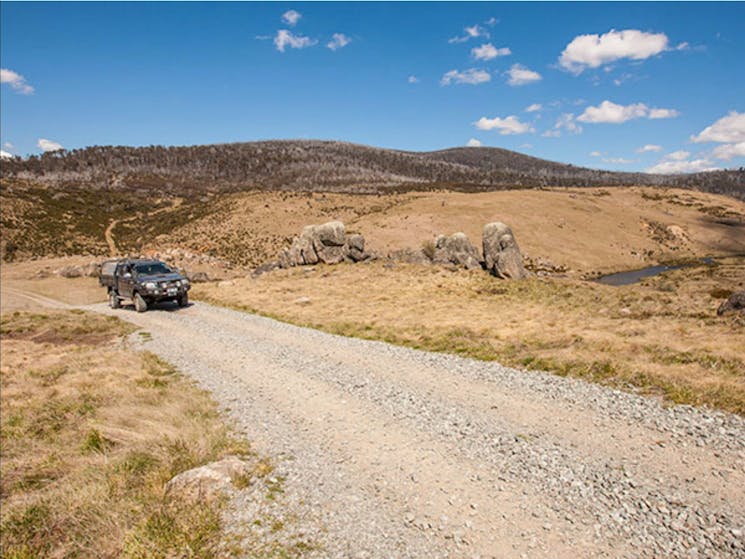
117 264 135 298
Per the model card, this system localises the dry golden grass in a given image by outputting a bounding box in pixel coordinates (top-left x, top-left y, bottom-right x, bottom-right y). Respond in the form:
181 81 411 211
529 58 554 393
165 186 745 273
194 257 745 414
0 310 250 558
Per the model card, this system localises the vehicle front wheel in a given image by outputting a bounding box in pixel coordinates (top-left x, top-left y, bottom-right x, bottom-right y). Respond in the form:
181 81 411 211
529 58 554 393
109 291 121 309
133 292 148 313
177 292 189 307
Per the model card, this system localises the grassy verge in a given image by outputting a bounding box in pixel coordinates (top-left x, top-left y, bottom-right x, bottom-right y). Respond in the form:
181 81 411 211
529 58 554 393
0 310 259 558
193 258 745 415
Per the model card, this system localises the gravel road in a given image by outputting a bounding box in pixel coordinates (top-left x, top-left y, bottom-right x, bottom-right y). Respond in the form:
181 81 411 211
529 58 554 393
86 300 744 558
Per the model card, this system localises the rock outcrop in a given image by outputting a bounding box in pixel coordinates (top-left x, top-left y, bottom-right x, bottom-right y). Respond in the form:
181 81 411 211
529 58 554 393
165 456 252 503
482 222 527 279
717 291 745 316
431 233 482 270
276 221 372 269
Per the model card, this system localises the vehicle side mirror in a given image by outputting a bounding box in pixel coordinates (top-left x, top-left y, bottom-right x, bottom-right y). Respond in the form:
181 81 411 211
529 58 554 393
123 272 132 278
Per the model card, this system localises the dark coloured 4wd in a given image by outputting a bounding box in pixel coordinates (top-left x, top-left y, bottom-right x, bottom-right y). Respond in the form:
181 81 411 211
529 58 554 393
99 258 191 312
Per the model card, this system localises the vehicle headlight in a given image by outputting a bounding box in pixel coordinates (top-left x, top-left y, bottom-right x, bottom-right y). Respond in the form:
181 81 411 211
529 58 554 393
144 282 157 290
181 279 190 286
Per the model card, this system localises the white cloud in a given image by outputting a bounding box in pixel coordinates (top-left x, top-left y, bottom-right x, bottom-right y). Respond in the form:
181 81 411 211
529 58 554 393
407 75 420 84
38 138 64 152
602 157 635 164
274 29 317 52
666 150 690 161
636 144 663 153
691 111 745 144
649 108 680 119
544 113 582 138
577 100 679 123
711 142 745 161
4 142 13 149
471 43 511 61
559 29 670 74
485 17 499 27
590 151 603 157
525 103 542 113
1 68 34 94
474 115 534 135
449 24 489 44
0 149 13 159
440 68 491 86
506 64 541 86
466 138 483 147
327 33 351 51
646 158 718 174
281 10 302 27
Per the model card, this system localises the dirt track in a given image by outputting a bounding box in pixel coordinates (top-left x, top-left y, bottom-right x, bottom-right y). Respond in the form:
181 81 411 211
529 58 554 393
3 284 744 557
78 298 745 558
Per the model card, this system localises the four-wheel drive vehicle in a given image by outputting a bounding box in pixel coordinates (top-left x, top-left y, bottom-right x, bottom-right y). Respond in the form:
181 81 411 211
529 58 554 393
99 258 190 312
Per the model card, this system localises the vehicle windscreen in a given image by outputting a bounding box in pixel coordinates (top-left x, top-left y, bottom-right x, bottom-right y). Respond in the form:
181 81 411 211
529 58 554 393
134 263 172 275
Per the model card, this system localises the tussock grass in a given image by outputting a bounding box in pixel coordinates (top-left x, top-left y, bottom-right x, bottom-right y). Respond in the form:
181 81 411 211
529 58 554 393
195 257 745 414
0 310 250 558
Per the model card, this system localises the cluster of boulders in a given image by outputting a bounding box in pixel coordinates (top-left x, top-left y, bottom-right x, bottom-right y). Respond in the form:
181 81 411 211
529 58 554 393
260 220 528 280
400 222 527 279
255 221 374 275
50 262 101 278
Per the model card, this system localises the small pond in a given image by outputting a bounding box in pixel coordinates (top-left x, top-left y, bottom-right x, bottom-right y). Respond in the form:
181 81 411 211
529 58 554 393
595 258 715 286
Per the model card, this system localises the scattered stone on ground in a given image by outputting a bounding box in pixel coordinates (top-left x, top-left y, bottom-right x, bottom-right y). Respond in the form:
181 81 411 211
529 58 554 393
717 290 745 316
55 261 100 278
165 455 252 503
482 222 528 280
431 232 482 270
187 271 211 283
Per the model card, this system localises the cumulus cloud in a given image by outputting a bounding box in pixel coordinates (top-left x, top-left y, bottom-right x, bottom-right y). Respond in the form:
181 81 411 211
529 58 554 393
440 68 491 86
525 103 542 113
691 111 745 144
506 64 542 86
474 115 534 135
590 151 603 157
636 144 662 153
471 43 511 60
449 24 489 44
466 138 483 147
666 150 690 161
38 138 64 152
0 149 13 159
327 33 351 51
274 29 317 52
543 113 582 138
649 108 680 119
577 100 679 123
408 75 420 84
485 17 499 27
281 10 302 26
711 142 745 161
4 142 14 149
559 29 670 74
646 158 718 174
1 68 34 94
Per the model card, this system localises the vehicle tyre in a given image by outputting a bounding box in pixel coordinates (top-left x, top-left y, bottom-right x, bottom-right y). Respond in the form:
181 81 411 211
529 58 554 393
133 292 148 313
178 292 189 307
109 291 121 309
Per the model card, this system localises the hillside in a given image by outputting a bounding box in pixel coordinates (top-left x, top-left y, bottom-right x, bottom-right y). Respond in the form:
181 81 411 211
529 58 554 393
2 140 744 198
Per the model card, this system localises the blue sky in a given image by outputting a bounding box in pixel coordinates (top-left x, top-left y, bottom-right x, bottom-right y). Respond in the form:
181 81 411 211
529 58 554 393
2 2 744 173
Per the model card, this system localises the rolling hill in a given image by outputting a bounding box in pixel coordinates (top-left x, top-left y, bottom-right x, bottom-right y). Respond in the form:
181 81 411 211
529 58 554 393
2 140 743 197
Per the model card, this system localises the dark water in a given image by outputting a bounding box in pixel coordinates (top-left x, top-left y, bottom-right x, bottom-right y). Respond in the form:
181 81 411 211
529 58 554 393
595 258 715 286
